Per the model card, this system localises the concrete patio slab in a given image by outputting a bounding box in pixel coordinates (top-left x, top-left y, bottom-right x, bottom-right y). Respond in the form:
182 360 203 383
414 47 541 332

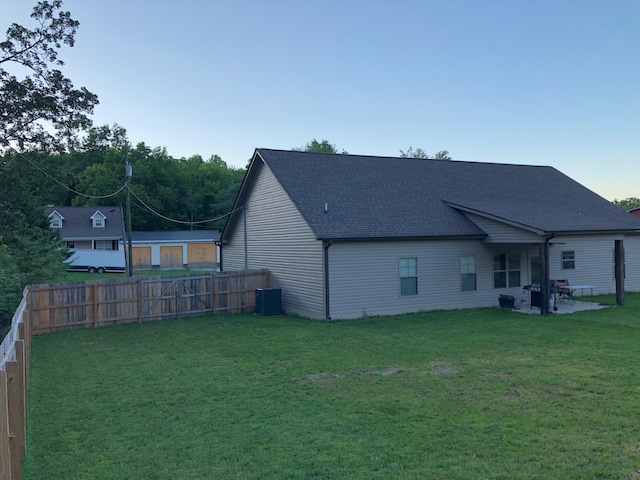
510 299 610 315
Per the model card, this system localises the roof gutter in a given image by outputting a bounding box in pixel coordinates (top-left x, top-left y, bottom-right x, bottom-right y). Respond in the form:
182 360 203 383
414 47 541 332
316 234 487 243
323 240 332 320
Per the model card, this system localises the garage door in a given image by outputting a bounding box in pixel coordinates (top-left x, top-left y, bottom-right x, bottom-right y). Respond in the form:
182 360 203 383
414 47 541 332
132 246 151 269
160 246 183 268
187 243 216 267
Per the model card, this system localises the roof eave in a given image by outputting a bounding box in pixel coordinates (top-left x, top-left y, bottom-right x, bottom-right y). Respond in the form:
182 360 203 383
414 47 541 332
220 149 261 243
550 229 640 237
316 234 488 242
444 201 546 235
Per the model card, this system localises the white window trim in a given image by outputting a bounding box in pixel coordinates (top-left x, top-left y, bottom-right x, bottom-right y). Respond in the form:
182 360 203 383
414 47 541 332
460 255 477 292
399 257 418 296
561 250 575 270
493 253 521 289
48 210 64 228
91 210 107 228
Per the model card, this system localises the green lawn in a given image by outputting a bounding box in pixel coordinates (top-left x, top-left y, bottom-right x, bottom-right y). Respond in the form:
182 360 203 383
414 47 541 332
23 295 640 479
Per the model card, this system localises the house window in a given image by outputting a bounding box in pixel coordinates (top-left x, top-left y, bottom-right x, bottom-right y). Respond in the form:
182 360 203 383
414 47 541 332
50 217 62 228
399 257 418 296
93 217 104 228
66 241 75 249
460 256 476 291
95 240 113 250
494 253 521 288
562 251 575 270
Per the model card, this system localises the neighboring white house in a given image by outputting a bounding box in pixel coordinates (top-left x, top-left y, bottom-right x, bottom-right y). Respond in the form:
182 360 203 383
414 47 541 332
120 230 220 270
219 149 640 320
45 206 126 273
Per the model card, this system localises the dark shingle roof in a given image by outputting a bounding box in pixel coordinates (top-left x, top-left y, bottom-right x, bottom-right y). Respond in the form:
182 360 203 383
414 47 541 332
131 230 220 242
252 149 640 240
44 206 124 240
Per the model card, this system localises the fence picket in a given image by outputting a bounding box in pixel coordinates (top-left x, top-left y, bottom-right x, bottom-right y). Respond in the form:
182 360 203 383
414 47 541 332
0 370 11 480
6 344 24 480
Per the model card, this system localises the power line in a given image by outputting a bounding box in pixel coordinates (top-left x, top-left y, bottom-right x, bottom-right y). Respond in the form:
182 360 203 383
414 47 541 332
7 147 240 226
15 149 128 199
127 184 240 226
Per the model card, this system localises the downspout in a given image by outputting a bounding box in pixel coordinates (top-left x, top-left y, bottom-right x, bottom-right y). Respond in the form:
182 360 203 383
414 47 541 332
216 241 223 272
540 233 555 315
324 240 332 320
242 205 248 270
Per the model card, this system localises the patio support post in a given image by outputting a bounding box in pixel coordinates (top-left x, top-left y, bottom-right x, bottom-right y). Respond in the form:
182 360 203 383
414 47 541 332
615 239 625 306
539 238 552 315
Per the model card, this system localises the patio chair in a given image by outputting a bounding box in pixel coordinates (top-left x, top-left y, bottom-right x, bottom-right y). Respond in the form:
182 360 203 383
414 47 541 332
554 279 572 304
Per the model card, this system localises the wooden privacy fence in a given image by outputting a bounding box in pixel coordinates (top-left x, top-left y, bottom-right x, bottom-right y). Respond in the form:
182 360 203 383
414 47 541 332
29 269 269 334
1 290 30 480
0 269 268 479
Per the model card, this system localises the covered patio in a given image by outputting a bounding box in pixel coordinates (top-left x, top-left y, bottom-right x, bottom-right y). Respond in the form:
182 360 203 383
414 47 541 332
512 299 610 315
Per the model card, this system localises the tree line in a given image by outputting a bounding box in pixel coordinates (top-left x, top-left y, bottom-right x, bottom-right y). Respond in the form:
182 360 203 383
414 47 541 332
0 123 246 327
0 3 248 329
2 2 638 332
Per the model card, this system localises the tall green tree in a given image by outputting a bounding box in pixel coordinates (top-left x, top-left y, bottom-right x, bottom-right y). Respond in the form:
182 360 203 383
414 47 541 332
295 139 349 154
0 239 22 328
0 0 95 330
72 145 245 232
399 147 451 160
612 197 640 211
0 152 69 328
0 0 98 153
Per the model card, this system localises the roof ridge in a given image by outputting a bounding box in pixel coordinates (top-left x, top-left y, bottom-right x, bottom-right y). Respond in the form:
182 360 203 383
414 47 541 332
256 148 554 169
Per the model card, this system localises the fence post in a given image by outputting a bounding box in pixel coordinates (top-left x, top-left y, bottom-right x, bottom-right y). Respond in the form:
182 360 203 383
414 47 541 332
92 283 98 329
0 369 11 480
17 324 28 419
137 277 143 322
211 272 216 315
6 339 25 480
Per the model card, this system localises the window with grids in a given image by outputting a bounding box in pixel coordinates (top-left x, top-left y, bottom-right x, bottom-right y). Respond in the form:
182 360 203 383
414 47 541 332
493 253 521 288
562 251 575 270
460 256 477 291
399 257 418 296
95 240 114 250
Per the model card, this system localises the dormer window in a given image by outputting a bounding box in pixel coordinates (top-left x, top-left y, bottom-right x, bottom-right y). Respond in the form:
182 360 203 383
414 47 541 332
91 210 107 228
48 210 64 229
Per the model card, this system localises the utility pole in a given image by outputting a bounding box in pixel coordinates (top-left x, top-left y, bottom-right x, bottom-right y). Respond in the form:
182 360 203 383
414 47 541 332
125 145 133 277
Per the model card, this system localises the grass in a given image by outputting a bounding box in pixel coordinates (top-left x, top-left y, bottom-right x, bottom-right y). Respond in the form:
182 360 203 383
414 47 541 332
23 295 640 479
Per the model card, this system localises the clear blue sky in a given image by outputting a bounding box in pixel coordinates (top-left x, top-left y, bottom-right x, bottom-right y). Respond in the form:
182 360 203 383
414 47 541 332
2 0 639 200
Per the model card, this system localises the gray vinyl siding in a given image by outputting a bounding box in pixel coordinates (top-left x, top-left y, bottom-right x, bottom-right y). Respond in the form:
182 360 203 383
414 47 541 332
546 234 635 294
463 213 543 244
623 234 640 292
328 240 530 319
223 162 325 319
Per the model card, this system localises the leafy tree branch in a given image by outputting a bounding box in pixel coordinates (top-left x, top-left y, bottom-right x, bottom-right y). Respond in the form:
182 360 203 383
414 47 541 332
0 0 98 153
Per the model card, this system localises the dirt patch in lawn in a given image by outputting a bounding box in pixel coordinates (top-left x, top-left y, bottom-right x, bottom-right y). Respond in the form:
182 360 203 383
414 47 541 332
428 361 462 376
304 366 404 384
